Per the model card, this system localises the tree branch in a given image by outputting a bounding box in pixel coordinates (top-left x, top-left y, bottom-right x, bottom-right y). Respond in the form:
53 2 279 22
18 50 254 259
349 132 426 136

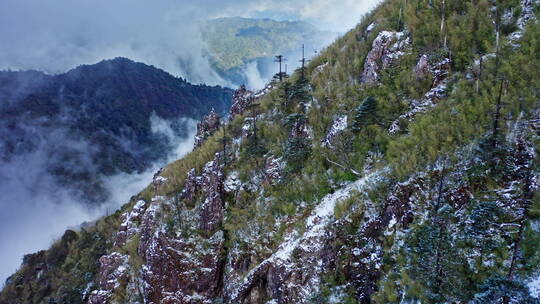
325 157 362 177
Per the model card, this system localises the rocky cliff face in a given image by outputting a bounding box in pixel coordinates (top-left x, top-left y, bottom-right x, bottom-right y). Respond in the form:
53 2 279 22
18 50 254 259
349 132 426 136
389 53 451 133
194 109 222 149
229 85 255 121
89 153 228 304
361 30 410 84
229 84 273 121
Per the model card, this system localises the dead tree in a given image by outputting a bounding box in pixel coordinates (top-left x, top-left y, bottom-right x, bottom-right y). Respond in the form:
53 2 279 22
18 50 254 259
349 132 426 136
274 55 287 82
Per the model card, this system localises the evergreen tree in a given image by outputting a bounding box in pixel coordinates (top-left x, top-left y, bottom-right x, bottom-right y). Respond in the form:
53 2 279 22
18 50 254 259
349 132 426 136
283 136 311 174
473 276 538 304
405 219 464 303
464 200 503 252
282 113 311 174
220 126 231 165
279 81 294 113
405 169 465 303
291 73 310 107
472 134 511 179
352 96 377 133
283 113 306 130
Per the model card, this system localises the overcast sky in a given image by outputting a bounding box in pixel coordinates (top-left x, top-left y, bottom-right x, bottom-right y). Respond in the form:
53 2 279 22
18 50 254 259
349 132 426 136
0 0 381 82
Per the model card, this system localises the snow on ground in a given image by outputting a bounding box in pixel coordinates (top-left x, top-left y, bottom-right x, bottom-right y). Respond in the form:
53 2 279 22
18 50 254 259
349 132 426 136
230 171 381 300
529 274 540 299
323 115 348 147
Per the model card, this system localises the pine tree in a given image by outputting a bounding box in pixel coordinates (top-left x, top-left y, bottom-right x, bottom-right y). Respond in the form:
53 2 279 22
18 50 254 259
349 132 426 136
244 103 267 159
404 167 466 303
220 126 231 166
279 81 294 113
405 219 463 303
283 136 311 174
291 72 310 107
473 276 537 304
352 96 377 133
465 200 503 251
282 113 311 174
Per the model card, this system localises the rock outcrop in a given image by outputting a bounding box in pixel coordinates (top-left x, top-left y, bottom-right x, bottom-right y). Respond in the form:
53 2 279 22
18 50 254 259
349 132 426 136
194 109 221 149
181 168 200 205
229 85 255 121
509 0 538 42
389 54 451 133
264 156 282 184
229 84 273 121
140 229 224 304
89 152 227 304
361 31 411 84
414 54 430 79
289 115 312 139
114 200 147 247
199 154 225 233
322 115 348 148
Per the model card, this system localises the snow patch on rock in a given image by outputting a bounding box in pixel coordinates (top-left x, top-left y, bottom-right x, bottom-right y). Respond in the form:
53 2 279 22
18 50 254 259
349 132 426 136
361 31 411 85
323 115 348 148
228 171 381 302
389 57 451 133
528 273 540 299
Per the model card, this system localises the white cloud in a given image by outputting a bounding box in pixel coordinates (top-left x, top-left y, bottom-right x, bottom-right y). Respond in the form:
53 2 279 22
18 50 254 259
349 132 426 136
0 118 197 285
237 0 381 32
0 0 382 82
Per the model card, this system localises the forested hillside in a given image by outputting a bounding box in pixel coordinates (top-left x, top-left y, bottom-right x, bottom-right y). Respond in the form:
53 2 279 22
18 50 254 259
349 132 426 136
0 57 232 203
1 0 539 303
201 17 331 86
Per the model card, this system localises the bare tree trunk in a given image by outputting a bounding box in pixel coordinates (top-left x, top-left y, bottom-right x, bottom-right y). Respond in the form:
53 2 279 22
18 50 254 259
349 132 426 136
476 57 483 94
507 168 533 279
492 79 505 147
325 157 362 177
494 2 501 78
440 0 446 48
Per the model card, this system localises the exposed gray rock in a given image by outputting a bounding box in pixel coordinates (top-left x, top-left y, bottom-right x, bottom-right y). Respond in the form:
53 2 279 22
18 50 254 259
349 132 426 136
114 200 147 248
88 253 129 304
194 109 221 149
229 85 255 121
389 55 451 134
361 31 411 85
181 168 200 205
199 153 225 233
322 115 348 148
230 84 273 121
264 156 282 184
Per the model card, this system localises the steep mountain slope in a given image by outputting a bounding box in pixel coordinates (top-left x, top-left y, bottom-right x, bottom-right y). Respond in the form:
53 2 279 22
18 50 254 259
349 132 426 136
2 0 540 303
201 17 332 86
0 57 233 203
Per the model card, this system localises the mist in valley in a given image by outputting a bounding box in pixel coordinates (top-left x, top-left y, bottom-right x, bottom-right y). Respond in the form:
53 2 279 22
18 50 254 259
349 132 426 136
0 114 197 284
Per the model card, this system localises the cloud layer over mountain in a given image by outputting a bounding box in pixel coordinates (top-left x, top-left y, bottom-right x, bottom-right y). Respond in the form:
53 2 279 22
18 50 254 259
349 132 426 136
0 0 380 85
0 116 197 285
